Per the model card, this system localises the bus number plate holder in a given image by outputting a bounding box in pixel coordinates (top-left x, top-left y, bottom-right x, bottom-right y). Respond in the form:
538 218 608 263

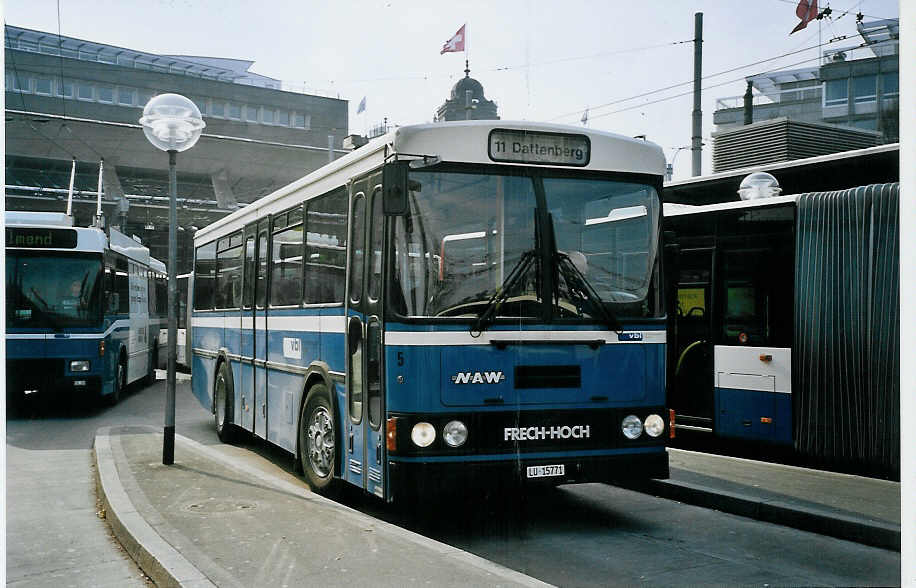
526 464 565 478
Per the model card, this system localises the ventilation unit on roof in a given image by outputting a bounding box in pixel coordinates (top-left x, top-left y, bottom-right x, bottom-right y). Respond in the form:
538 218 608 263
737 172 782 200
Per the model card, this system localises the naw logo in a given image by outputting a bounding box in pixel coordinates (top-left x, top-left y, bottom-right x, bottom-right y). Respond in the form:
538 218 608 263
451 370 506 385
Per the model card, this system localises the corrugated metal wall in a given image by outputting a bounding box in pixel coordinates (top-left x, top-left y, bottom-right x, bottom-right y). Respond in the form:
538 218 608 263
793 183 899 476
713 118 880 173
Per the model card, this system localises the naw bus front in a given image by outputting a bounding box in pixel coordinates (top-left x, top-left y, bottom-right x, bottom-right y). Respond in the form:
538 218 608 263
358 126 671 499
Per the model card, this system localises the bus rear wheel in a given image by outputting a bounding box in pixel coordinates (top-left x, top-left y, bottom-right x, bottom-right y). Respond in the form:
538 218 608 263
214 362 236 443
299 386 337 494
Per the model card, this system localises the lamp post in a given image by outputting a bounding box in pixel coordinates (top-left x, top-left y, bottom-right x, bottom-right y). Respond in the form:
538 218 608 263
139 93 205 465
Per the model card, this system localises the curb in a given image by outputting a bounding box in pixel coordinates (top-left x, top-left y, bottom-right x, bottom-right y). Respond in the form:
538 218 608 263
635 478 901 551
93 427 216 588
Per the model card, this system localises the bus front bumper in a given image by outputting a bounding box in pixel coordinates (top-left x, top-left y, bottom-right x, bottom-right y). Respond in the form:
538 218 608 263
387 449 669 500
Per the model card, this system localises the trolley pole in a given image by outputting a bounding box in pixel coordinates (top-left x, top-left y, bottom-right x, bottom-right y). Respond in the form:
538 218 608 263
691 12 703 177
164 149 177 465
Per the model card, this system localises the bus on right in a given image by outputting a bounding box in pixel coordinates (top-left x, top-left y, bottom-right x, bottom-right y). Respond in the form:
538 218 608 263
664 182 899 479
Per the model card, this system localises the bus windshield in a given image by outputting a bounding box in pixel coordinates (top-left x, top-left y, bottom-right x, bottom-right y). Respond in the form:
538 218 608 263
6 253 104 328
391 169 659 320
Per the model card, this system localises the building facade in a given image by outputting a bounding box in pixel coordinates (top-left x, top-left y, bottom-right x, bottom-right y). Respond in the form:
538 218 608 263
5 25 349 270
713 20 899 144
435 65 499 122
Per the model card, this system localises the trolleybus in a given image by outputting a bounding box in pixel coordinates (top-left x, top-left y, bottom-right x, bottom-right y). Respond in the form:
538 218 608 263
191 121 671 501
6 211 165 407
664 182 899 477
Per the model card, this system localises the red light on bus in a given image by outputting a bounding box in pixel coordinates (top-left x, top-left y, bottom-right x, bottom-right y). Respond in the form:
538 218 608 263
669 409 676 439
760 417 773 424
99 340 106 357
386 417 399 452
738 332 749 344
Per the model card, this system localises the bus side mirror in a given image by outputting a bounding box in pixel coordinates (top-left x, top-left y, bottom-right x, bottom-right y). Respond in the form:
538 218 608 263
382 161 409 216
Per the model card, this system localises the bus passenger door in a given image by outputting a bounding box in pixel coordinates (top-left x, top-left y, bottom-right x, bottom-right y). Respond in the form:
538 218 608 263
239 232 256 432
344 184 367 489
253 224 270 438
345 178 385 497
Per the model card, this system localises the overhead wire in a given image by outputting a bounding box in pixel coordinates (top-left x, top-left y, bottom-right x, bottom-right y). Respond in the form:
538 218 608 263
547 32 867 123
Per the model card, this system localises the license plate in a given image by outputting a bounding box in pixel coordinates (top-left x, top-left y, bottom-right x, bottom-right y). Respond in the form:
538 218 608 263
526 464 565 478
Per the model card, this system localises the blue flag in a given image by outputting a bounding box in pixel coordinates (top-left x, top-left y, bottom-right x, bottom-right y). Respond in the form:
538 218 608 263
357 96 366 114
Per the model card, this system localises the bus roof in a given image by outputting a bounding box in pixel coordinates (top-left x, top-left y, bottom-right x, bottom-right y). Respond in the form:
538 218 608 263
663 194 800 218
195 120 665 243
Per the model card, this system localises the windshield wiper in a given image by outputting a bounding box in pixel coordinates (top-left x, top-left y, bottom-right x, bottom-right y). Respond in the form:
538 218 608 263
554 252 622 332
469 249 537 337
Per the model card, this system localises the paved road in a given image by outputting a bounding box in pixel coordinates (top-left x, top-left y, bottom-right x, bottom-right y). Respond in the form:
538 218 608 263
8 377 901 587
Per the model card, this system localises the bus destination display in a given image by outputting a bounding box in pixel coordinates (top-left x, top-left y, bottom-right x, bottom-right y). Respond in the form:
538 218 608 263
489 129 590 167
6 227 78 249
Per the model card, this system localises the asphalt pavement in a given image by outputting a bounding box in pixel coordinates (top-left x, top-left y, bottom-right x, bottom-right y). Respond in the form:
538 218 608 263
93 422 901 587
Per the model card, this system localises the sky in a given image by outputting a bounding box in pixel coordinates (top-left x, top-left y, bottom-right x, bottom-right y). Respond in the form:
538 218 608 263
4 0 902 180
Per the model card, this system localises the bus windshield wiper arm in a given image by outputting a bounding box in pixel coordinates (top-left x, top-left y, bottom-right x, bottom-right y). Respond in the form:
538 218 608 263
555 252 622 333
470 249 537 337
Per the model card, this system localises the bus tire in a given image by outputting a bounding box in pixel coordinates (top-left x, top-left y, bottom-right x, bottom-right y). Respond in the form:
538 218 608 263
214 362 236 443
105 357 126 406
299 386 337 494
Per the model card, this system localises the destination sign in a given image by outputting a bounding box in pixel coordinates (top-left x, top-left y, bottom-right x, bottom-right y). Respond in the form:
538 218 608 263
6 227 78 249
489 129 590 167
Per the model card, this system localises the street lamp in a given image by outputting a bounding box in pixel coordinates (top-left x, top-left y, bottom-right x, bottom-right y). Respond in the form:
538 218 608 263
139 93 204 465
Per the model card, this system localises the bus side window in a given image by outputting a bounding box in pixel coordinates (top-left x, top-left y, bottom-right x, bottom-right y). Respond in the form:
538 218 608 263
721 249 769 345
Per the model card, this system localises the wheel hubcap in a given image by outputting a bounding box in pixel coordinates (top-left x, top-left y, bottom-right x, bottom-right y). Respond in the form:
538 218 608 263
307 406 334 478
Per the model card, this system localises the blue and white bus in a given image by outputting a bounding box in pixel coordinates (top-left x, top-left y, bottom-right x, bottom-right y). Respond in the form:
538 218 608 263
6 211 165 407
191 121 670 501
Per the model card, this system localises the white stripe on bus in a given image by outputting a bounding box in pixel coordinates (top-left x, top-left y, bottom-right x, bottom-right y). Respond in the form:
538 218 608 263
193 315 346 333
6 319 132 340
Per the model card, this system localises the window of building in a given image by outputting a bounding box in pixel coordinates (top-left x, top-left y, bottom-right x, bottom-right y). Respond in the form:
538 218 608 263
56 80 74 98
228 102 241 119
34 77 52 95
277 109 289 126
18 39 39 52
61 47 78 59
77 83 94 100
824 79 847 107
98 52 116 64
211 101 225 118
138 90 154 107
293 112 310 129
12 73 30 92
117 55 134 68
262 108 274 124
39 42 60 56
853 75 877 104
245 105 259 122
97 85 114 103
117 87 135 106
305 188 348 304
78 49 97 61
882 72 899 98
191 97 208 116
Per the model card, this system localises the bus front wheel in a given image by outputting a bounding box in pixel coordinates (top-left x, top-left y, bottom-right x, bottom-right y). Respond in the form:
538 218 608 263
104 358 126 406
299 386 337 494
214 362 236 443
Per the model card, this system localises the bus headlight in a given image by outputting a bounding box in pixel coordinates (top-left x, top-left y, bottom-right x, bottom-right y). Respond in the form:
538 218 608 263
442 420 468 448
621 415 643 439
644 414 665 437
411 422 436 447
70 360 90 372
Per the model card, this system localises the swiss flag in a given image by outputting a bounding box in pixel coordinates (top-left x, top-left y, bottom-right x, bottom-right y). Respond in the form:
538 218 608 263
791 0 818 34
441 24 466 54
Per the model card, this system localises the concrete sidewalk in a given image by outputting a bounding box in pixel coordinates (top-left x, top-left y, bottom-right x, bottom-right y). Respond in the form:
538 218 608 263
93 426 550 588
94 427 900 587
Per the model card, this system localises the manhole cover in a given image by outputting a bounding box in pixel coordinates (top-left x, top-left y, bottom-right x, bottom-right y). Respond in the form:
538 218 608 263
183 499 258 514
